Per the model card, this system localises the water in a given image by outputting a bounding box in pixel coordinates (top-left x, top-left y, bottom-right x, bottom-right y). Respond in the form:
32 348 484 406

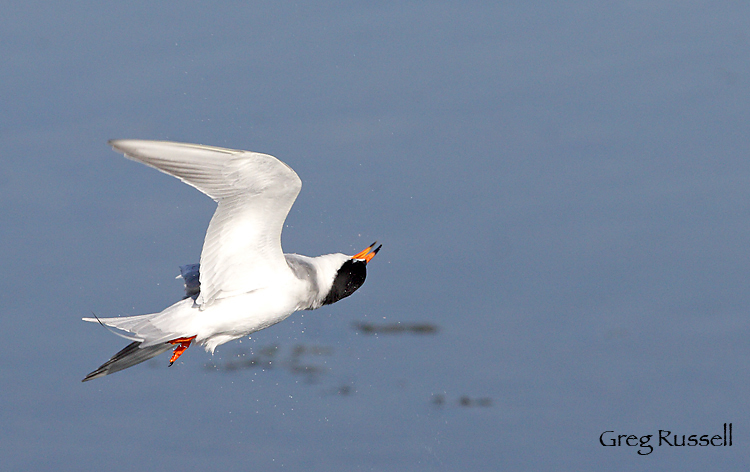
2 2 750 470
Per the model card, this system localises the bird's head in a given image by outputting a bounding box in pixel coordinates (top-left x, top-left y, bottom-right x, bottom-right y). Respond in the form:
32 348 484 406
321 242 382 306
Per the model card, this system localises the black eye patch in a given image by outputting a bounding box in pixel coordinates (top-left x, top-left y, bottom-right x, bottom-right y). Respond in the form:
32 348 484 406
322 259 367 305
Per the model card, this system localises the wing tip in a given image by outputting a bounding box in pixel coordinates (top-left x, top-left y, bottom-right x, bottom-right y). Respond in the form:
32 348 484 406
107 139 243 156
81 370 106 382
107 138 129 150
81 341 174 382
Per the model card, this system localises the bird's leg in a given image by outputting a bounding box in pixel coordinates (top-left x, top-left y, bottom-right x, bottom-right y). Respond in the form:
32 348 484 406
168 335 197 366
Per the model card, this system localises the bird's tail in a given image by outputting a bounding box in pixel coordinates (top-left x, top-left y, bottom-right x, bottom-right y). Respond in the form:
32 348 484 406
81 305 196 381
82 341 174 382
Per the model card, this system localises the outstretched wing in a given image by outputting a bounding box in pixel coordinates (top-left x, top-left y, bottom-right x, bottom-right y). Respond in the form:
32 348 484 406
109 140 302 307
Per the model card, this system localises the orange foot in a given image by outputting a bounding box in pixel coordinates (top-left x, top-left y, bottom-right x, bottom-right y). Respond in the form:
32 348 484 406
168 335 197 366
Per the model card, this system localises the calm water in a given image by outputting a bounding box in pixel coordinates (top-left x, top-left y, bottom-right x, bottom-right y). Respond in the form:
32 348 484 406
3 2 750 470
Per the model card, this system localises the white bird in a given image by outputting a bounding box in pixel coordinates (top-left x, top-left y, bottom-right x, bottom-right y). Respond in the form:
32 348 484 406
82 140 381 381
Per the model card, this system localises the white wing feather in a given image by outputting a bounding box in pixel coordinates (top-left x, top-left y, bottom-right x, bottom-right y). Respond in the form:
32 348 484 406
109 140 302 307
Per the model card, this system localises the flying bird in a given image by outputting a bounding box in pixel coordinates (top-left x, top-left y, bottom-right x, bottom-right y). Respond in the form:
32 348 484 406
82 140 381 381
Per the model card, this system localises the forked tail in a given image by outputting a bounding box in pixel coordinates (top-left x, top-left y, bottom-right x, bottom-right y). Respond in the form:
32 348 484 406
82 310 198 381
82 265 202 381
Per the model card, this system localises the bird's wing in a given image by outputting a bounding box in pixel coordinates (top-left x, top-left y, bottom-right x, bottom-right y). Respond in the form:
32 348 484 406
109 140 302 307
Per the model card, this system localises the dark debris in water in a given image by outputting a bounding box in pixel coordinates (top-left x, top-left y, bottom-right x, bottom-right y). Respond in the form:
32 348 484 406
352 321 440 335
431 394 493 408
320 383 356 397
169 342 493 408
203 343 333 383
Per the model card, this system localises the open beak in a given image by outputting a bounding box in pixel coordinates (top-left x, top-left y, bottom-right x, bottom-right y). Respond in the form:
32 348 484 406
351 241 382 264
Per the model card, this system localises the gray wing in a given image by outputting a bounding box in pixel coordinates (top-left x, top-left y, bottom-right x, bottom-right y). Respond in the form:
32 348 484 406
109 140 302 307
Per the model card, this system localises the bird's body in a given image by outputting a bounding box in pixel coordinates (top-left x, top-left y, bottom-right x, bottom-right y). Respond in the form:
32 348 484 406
83 140 380 381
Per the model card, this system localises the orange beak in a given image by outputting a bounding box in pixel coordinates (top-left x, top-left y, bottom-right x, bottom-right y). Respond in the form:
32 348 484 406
351 241 382 264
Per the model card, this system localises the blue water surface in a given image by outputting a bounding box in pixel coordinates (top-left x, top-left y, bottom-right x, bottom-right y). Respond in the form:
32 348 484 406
2 2 750 470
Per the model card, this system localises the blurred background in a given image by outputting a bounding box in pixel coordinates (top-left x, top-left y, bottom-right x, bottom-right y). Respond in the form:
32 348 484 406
2 1 750 470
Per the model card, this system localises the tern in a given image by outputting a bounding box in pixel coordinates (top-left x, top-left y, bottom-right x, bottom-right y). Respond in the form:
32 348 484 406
82 140 381 381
